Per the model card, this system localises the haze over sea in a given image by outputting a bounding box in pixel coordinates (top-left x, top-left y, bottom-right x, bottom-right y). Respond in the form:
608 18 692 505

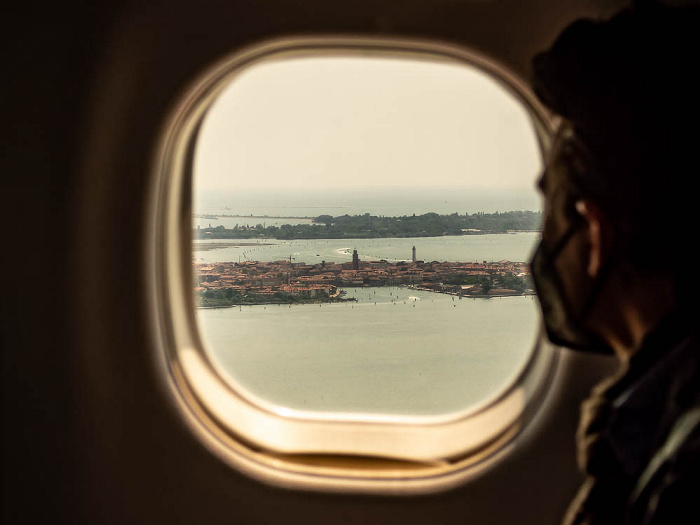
194 187 540 223
195 188 543 416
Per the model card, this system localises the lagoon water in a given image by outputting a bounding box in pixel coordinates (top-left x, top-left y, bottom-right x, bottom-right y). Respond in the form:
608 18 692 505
194 232 540 265
195 231 542 416
199 289 539 416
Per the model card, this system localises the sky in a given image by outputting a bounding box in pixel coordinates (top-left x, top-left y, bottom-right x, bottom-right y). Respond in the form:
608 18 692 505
193 54 542 194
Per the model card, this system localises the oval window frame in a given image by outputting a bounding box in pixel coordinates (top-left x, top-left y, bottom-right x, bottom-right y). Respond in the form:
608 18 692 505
148 35 559 494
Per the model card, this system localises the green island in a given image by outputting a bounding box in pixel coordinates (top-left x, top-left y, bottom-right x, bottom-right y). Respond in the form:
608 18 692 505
194 211 541 240
197 287 353 308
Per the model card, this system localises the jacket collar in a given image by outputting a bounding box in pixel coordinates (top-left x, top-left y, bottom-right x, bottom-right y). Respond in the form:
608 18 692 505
580 310 698 481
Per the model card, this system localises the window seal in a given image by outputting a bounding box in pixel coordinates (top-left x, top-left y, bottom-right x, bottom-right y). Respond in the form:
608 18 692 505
147 35 558 494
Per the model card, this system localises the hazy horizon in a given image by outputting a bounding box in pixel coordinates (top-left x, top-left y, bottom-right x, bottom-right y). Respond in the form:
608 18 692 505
195 185 541 218
193 54 542 198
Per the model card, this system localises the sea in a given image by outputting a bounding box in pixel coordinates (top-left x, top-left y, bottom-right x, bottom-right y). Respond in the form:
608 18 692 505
194 188 543 416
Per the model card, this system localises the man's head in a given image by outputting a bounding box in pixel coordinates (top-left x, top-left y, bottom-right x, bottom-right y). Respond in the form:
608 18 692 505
530 5 700 357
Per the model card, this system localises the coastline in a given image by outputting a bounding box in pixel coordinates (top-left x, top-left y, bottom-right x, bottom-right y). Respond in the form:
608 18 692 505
197 298 357 308
195 241 275 251
197 285 535 308
407 284 534 299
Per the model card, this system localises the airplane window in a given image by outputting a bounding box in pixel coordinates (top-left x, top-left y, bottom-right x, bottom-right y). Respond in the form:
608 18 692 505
151 38 556 491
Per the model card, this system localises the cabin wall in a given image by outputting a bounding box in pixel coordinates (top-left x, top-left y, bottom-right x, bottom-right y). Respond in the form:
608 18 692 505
4 1 625 523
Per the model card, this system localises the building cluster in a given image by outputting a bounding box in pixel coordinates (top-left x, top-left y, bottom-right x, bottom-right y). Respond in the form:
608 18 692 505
195 249 532 299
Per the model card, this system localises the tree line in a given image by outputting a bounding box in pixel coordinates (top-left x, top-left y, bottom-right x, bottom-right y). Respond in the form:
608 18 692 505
194 210 541 240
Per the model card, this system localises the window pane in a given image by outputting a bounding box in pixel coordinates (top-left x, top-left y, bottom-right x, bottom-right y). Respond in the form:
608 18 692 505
192 54 542 416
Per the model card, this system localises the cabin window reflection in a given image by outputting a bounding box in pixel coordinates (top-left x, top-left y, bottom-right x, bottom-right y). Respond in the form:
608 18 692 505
192 54 543 416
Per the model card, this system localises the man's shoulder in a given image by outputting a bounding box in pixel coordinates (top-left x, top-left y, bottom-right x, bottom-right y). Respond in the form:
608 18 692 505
629 406 700 524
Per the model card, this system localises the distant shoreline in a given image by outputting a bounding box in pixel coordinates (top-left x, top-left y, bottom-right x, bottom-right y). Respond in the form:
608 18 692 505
193 210 542 241
197 285 535 309
195 241 274 251
195 213 313 220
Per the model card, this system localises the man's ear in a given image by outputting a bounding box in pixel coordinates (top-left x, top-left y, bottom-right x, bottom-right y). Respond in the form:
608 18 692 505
575 200 612 278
